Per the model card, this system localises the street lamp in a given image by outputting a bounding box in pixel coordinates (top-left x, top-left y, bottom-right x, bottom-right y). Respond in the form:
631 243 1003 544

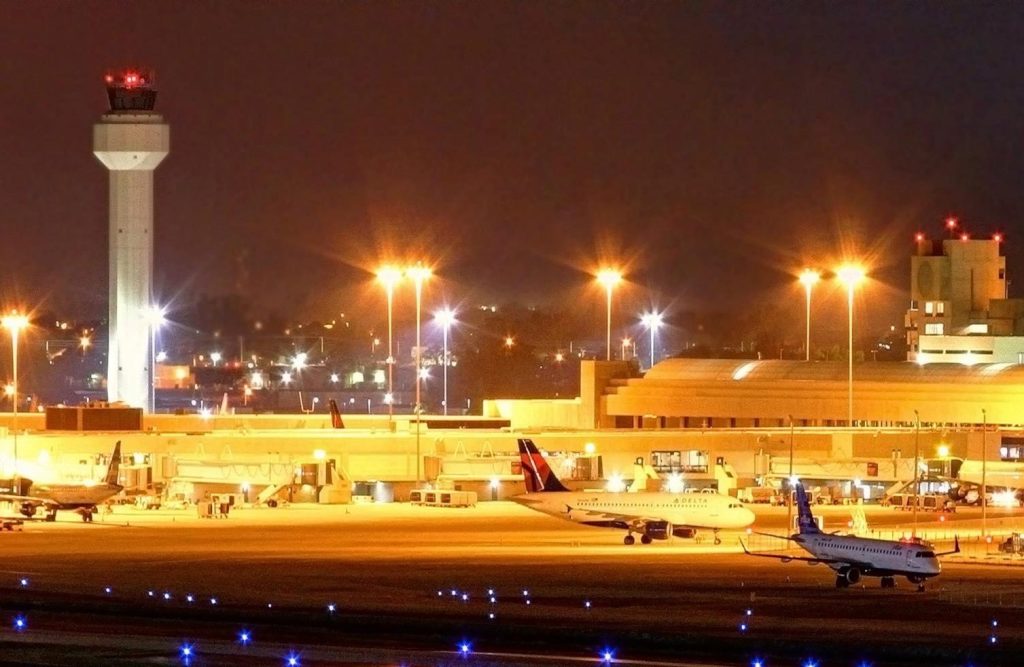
2 312 29 479
798 270 820 362
143 305 166 414
640 312 663 370
982 408 988 539
376 266 403 420
836 264 866 426
596 269 622 361
434 308 456 416
406 263 432 486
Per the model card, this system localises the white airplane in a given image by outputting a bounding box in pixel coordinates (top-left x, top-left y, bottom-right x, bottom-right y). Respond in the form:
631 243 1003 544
512 439 755 545
741 482 958 591
0 441 123 522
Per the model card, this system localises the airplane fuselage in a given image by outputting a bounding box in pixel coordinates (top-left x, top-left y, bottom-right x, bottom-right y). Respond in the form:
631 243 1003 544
30 483 122 509
794 533 942 579
514 490 755 531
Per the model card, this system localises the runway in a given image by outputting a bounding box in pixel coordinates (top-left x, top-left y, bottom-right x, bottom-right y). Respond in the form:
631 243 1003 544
0 502 1020 665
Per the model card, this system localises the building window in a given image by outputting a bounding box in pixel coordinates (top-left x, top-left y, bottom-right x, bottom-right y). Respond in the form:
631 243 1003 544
937 302 945 315
1000 269 1006 280
924 323 944 335
964 323 989 334
910 300 918 311
924 302 934 315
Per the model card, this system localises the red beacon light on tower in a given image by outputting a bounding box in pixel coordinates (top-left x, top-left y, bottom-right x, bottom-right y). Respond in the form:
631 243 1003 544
994 233 1004 243
915 232 925 242
103 68 157 112
960 232 970 241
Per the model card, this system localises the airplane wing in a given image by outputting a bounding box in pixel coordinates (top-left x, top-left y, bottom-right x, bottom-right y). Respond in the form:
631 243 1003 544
0 493 58 508
935 536 960 557
738 538 870 567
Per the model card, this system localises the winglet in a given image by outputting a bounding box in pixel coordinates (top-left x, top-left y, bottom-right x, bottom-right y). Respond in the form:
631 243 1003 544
328 399 345 429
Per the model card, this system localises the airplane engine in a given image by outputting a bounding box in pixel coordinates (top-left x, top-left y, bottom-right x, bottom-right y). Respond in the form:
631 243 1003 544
843 567 861 585
643 520 672 540
672 526 698 539
19 502 36 518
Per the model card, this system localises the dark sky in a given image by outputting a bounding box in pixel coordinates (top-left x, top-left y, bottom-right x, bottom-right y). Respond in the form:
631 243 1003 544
2 2 1023 342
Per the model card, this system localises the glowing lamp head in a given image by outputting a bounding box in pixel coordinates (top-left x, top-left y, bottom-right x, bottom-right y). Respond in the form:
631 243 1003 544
435 308 456 328
798 269 821 288
946 216 958 229
960 232 969 241
995 233 1004 243
596 269 622 290
915 232 925 242
937 444 950 458
504 336 514 348
143 305 166 326
375 265 403 289
405 264 432 284
1 313 29 335
640 312 664 329
836 265 866 289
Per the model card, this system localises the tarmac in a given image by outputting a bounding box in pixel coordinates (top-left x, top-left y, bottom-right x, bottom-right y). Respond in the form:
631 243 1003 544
0 501 1020 665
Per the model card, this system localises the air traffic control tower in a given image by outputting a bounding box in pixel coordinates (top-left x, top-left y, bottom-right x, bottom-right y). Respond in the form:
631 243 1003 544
93 70 169 412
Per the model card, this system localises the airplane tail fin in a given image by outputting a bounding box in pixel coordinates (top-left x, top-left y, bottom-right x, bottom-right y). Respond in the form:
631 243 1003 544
104 441 122 487
328 399 345 429
795 483 821 534
517 439 570 493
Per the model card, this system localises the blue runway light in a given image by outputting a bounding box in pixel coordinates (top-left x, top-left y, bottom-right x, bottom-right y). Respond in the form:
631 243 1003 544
461 593 468 601
285 653 300 666
600 647 615 663
803 660 818 667
148 590 155 597
238 629 251 645
179 643 194 659
751 659 763 667
739 622 747 632
488 612 495 619
522 589 529 596
459 641 472 656
104 587 112 594
327 603 336 613
437 590 443 597
746 608 753 616
163 592 172 601
490 596 496 603
992 619 998 627
487 588 494 595
990 635 998 644
584 600 591 608
210 597 218 605
13 616 26 632
186 594 194 603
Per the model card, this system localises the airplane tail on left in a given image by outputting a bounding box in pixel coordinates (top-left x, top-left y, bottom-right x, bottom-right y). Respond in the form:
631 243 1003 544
104 441 122 487
795 483 821 535
328 399 345 429
517 439 570 493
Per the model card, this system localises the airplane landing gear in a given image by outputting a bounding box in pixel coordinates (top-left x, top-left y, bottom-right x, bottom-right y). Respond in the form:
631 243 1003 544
623 534 635 546
835 575 849 588
640 535 652 545
907 575 926 592
713 529 721 546
881 576 895 589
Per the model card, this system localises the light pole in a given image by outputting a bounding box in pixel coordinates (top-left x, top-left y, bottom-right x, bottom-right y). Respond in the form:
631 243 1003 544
982 408 988 539
376 266 402 420
788 414 795 534
406 264 432 486
2 312 29 480
836 265 866 426
640 312 663 371
434 308 456 416
143 305 166 414
798 269 820 362
597 269 622 361
912 409 920 537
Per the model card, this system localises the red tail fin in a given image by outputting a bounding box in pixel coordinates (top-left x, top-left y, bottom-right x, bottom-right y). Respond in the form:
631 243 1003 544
329 399 345 429
517 439 569 492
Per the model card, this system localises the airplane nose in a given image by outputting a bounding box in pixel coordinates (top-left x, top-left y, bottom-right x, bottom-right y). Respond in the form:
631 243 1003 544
741 507 755 526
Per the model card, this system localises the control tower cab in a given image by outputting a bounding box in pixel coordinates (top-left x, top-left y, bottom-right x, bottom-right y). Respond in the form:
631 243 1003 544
93 69 169 413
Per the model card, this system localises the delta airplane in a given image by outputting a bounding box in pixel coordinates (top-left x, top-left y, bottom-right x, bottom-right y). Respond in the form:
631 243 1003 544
741 482 959 591
0 441 123 522
512 439 754 545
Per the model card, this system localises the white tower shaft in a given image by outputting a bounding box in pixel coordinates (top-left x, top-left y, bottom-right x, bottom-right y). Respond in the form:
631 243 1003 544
93 114 169 411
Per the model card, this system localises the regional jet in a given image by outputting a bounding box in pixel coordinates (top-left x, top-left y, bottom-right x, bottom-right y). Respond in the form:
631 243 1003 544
741 482 959 591
0 441 123 522
512 439 754 545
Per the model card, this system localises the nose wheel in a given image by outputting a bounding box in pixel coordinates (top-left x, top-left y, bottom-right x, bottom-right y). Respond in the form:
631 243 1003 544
623 534 635 545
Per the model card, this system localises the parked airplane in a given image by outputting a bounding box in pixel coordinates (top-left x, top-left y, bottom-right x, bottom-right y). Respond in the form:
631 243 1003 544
0 441 123 522
512 439 755 545
741 482 959 591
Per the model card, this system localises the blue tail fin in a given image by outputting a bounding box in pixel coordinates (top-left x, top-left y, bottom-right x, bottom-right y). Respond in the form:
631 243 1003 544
517 439 570 493
795 483 820 534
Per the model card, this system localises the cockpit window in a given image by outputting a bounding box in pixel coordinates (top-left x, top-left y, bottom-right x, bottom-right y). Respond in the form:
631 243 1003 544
916 551 935 558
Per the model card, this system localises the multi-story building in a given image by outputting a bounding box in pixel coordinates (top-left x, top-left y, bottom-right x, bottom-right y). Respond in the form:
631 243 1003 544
906 235 1024 364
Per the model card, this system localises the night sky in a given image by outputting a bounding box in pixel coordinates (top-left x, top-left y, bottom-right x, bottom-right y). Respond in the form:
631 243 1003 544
2 2 1024 342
